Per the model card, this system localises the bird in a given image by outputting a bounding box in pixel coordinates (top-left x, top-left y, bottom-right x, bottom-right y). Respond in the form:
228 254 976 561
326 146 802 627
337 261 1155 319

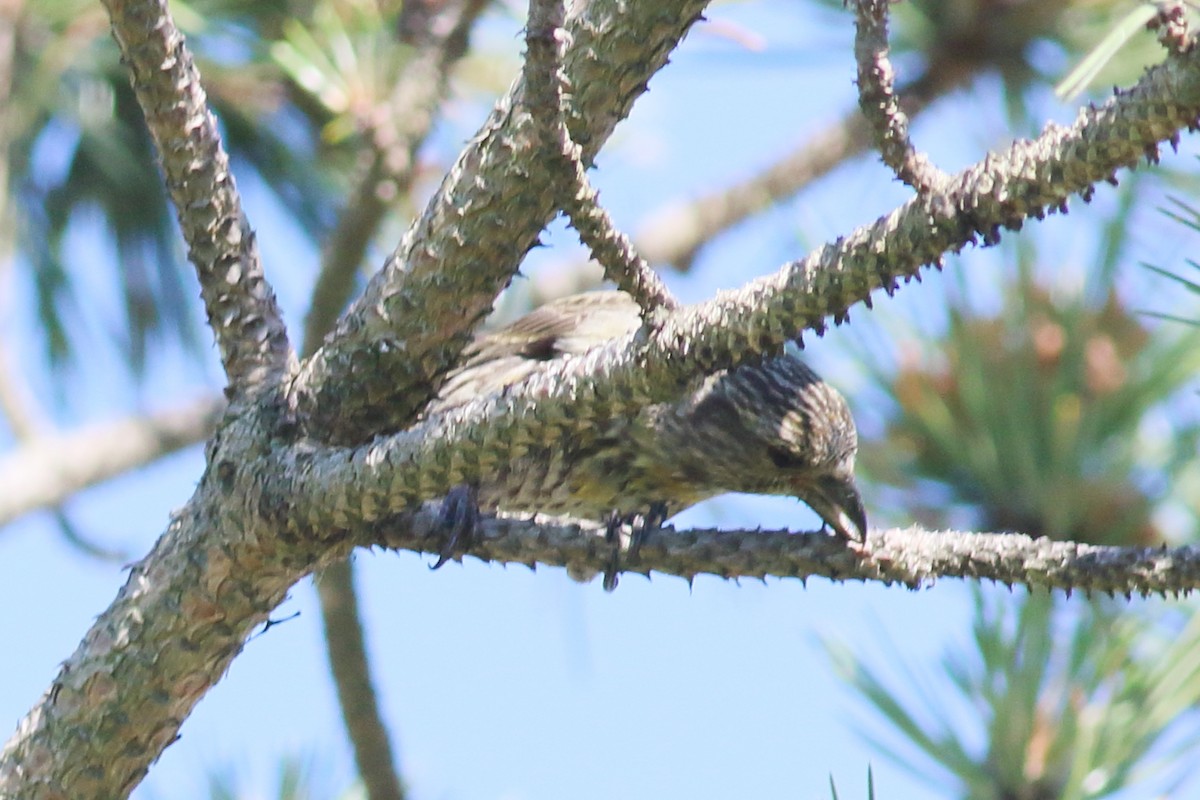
427 290 867 543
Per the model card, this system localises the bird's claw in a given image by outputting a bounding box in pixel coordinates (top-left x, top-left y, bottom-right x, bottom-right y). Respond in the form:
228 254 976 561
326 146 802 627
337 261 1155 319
431 483 480 570
601 502 669 592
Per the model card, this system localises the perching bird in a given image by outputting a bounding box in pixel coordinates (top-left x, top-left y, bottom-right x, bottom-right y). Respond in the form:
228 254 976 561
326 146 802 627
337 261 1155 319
429 291 867 541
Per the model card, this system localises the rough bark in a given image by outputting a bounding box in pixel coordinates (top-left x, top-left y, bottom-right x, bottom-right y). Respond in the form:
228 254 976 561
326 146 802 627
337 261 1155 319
4 2 1200 798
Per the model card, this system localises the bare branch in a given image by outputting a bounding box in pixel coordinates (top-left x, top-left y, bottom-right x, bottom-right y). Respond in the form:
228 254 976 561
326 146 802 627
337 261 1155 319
7 7 1200 798
0 422 350 799
852 0 949 193
101 0 291 395
0 397 222 527
371 511 1200 599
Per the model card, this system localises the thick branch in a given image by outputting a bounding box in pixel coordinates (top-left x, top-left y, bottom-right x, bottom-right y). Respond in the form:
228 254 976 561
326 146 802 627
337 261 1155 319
852 0 948 192
0 399 348 798
0 397 222 526
8 9 1200 800
102 0 291 394
292 0 710 445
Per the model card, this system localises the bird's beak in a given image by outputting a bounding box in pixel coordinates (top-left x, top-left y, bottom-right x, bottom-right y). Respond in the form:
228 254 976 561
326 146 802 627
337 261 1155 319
799 475 868 542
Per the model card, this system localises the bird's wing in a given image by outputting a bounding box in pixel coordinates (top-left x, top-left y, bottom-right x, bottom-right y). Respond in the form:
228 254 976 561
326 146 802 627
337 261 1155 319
429 291 642 412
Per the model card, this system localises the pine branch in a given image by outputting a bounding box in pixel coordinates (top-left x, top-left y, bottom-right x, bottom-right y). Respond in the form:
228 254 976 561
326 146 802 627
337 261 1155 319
368 509 1200 599
102 0 291 395
305 6 490 797
291 0 710 445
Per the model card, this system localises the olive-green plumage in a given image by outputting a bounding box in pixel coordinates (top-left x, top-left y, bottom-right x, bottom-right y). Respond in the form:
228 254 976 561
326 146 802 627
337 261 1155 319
429 291 867 540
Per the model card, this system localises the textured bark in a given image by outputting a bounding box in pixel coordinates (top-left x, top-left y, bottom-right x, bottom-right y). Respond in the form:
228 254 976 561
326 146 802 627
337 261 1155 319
5 1 1200 797
102 0 291 395
853 0 948 192
280 43 1200 540
523 0 678 314
365 508 1200 598
297 39 1200 466
292 0 710 445
0 399 349 799
1 1 711 794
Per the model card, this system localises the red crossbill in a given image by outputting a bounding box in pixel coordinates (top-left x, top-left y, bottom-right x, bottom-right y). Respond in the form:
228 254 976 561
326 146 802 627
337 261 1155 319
430 291 867 541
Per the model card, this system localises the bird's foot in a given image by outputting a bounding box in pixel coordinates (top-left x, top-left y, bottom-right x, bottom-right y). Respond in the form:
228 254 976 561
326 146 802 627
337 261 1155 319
601 502 669 592
431 483 480 570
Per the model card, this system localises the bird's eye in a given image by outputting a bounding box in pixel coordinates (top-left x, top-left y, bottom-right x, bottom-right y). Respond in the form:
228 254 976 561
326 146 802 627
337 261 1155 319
767 445 809 470
522 335 559 361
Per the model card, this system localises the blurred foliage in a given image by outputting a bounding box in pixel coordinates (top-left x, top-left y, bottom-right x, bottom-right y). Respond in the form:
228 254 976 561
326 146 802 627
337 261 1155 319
4 0 522 381
839 179 1200 799
814 0 1181 125
11 3 1200 799
9 0 334 373
1054 2 1162 100
1141 194 1200 327
14 0 195 370
270 0 412 144
202 753 363 800
855 248 1200 545
4 0 449 377
7 0 1184 379
828 589 1200 800
896 0 1178 107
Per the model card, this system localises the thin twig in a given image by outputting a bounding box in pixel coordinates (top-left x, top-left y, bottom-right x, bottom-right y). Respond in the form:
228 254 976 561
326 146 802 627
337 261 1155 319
523 0 677 314
852 0 949 193
371 508 1200 599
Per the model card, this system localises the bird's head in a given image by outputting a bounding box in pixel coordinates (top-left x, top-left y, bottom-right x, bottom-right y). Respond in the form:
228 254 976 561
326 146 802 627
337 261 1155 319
675 352 868 541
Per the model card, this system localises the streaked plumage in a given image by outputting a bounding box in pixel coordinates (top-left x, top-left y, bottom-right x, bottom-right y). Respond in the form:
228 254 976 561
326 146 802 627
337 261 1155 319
429 291 867 540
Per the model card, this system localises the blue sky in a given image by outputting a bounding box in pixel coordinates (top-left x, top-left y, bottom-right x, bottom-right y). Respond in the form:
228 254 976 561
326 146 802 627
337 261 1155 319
3 1 1200 798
